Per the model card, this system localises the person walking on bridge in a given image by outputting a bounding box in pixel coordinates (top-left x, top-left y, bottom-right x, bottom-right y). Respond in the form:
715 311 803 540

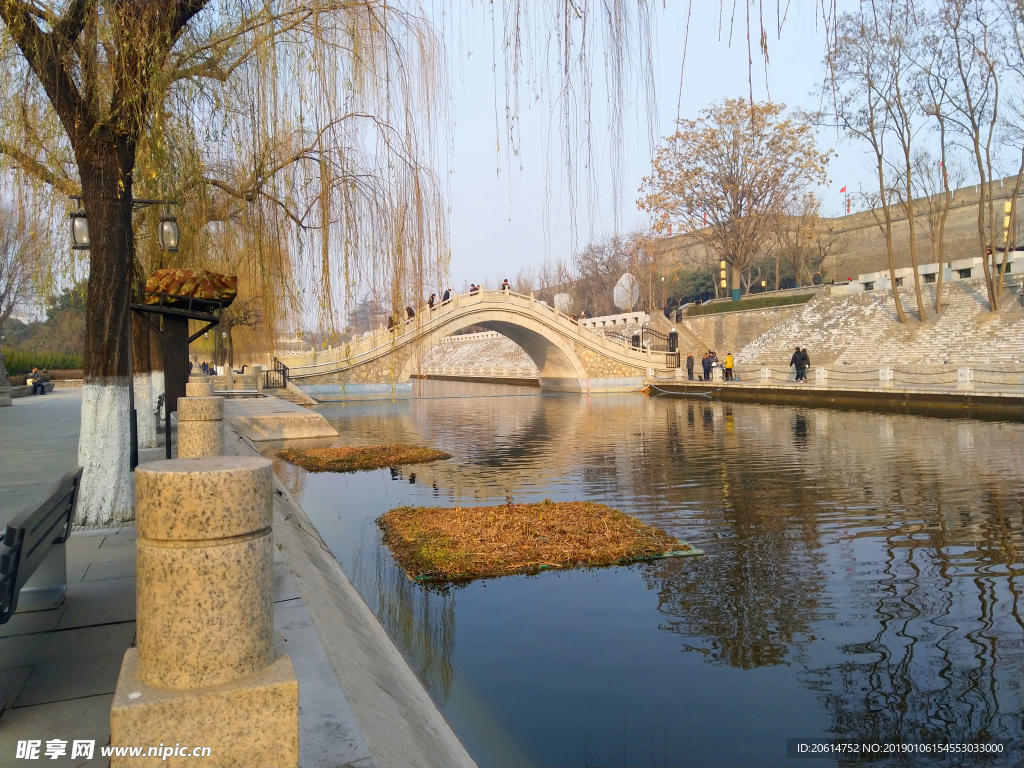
428 293 436 309
442 288 451 303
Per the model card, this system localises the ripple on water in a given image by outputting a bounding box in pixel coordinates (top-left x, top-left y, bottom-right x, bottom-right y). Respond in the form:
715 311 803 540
274 381 1023 768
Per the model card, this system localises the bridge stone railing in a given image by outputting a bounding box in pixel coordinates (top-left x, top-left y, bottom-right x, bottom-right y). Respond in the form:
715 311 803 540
279 289 675 380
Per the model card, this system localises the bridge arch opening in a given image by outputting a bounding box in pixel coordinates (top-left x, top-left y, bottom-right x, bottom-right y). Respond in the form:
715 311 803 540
397 312 588 391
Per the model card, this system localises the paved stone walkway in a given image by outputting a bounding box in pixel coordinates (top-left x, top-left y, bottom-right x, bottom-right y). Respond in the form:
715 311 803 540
0 391 373 767
0 389 83 529
0 390 135 767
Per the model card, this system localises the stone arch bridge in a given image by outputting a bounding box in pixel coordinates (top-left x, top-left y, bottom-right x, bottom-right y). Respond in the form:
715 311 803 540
278 289 679 393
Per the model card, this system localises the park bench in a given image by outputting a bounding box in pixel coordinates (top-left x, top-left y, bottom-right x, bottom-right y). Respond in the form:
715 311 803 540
0 467 83 625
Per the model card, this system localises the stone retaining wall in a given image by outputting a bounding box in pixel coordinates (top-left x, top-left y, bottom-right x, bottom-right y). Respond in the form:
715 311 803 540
737 278 1024 367
673 303 809 357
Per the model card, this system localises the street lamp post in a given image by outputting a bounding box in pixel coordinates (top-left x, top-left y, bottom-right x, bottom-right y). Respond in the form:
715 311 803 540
70 203 90 250
68 195 180 470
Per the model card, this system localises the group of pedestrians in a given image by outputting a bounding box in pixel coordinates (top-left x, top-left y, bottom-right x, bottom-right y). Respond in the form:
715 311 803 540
683 350 736 382
187 361 219 375
385 287 459 331
789 347 812 382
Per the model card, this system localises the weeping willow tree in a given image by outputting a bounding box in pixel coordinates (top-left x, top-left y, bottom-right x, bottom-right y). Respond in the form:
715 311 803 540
0 0 448 525
0 1 836 528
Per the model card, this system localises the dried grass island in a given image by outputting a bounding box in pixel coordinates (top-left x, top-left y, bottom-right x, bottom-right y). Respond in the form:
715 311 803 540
378 499 701 582
278 444 451 473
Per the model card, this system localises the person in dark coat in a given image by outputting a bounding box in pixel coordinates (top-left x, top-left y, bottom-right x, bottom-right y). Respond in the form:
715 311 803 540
799 348 811 381
789 347 803 382
686 353 695 380
29 367 48 395
701 352 712 381
501 279 510 292
427 293 436 309
406 306 415 320
442 288 451 302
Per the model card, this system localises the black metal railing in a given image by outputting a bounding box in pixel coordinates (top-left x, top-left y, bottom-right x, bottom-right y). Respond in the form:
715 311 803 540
264 358 289 388
628 326 677 352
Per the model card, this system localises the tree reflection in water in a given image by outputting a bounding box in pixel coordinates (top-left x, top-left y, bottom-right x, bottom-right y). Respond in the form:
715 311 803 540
802 506 1023 765
638 400 1023 763
273 383 1022 766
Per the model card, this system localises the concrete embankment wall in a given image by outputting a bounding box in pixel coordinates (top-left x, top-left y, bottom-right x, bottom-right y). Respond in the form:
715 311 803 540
673 301 810 356
736 277 1024 367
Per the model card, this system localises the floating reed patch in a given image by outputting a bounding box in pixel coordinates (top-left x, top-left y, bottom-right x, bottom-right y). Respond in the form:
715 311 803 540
278 444 451 473
378 499 698 582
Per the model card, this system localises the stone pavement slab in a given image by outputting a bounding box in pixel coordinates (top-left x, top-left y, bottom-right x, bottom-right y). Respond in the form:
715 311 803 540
0 388 82 529
224 396 338 441
1 390 377 767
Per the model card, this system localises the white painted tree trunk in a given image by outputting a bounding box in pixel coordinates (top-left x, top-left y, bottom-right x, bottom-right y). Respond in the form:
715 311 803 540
76 382 134 527
134 373 158 449
152 370 165 422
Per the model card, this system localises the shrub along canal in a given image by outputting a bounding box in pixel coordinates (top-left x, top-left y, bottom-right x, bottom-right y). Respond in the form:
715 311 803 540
268 380 1023 768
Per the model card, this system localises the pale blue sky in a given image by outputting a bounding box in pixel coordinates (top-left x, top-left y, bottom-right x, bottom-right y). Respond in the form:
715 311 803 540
441 1 897 289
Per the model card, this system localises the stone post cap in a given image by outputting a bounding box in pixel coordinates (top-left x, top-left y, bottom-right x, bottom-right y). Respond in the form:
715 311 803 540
188 373 211 382
178 396 224 421
136 457 272 541
186 381 215 396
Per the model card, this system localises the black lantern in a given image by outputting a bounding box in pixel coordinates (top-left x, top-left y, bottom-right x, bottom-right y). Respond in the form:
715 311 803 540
70 208 90 250
158 214 180 252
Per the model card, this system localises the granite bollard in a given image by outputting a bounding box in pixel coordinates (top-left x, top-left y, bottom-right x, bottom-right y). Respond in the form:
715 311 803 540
176 396 224 458
186 374 215 397
110 457 298 767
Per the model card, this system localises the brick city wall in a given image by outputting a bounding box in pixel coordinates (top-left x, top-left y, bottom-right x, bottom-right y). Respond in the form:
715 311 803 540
654 177 1023 282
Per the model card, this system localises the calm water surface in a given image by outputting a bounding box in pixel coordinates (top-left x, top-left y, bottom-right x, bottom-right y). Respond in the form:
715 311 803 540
269 381 1023 768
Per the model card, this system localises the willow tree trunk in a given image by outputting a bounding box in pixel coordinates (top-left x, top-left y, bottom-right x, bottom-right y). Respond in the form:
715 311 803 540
0 0 204 527
76 149 137 527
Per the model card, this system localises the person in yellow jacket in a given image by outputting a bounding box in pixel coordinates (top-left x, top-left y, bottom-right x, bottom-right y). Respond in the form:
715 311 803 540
724 352 734 381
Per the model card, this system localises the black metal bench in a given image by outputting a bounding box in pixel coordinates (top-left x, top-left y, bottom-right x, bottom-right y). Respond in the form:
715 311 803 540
0 467 83 624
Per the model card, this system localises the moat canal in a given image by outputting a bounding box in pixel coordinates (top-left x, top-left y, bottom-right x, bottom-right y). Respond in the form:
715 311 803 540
269 380 1023 768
